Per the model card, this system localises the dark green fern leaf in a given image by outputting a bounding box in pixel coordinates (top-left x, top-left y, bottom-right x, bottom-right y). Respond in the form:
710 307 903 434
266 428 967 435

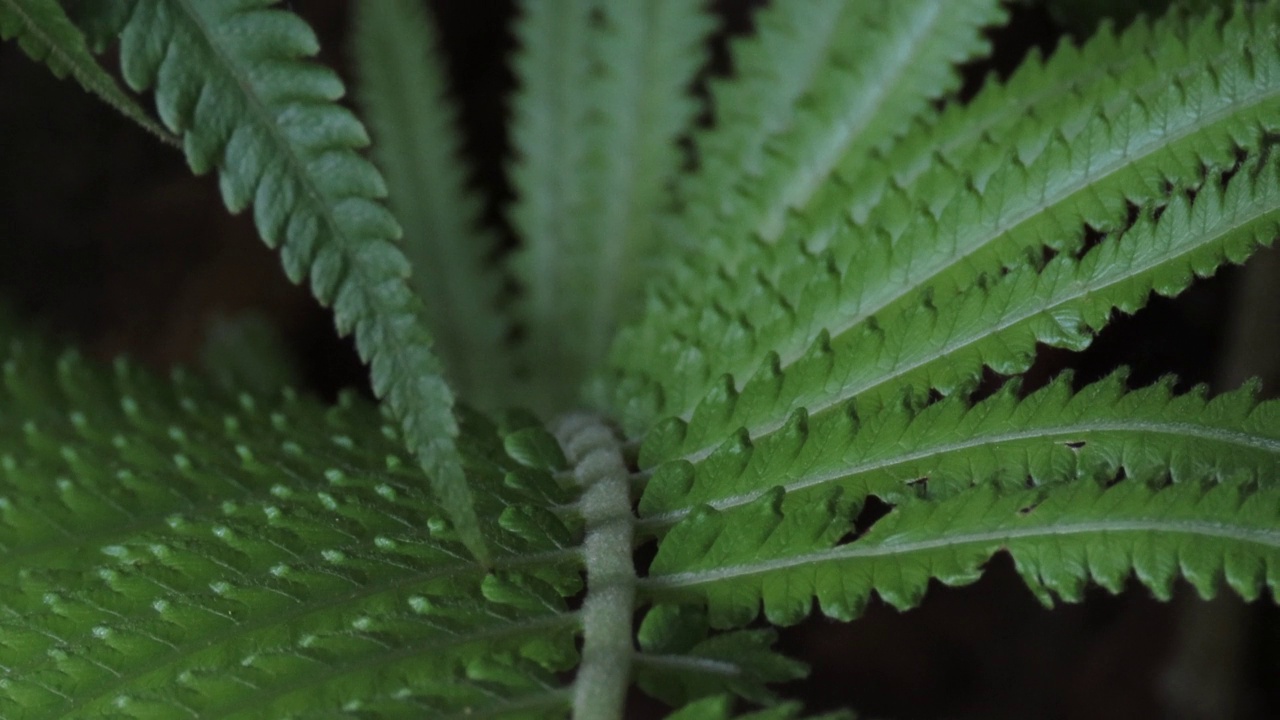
635 603 805 707
663 694 853 720
0 339 581 719
351 0 512 412
0 0 174 144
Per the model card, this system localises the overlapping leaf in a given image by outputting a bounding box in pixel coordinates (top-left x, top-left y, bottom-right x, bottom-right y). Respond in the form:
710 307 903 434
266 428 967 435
0 0 173 142
0 338 581 719
791 4 1224 250
634 148 1280 488
607 1 1280 436
112 0 487 561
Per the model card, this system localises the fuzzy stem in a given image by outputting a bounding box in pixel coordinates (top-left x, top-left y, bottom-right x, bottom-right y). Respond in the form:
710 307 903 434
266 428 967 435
555 413 636 720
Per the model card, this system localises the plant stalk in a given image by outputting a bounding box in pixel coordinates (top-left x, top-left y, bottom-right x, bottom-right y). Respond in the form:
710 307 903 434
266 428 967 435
555 413 636 720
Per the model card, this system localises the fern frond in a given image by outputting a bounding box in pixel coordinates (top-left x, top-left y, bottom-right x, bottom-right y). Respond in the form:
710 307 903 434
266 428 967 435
351 0 511 412
0 0 175 145
638 372 1280 530
608 5 1201 423
636 144 1280 478
113 0 488 562
507 0 595 413
793 3 1218 252
607 1 1280 438
673 0 1005 263
643 479 1280 628
509 0 711 413
0 340 582 718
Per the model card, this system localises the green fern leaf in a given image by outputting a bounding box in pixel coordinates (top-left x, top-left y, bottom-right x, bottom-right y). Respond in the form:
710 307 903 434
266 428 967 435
674 0 1005 261
638 372 1280 532
608 1 1280 435
0 339 581 718
792 3 1221 253
0 0 175 144
508 0 712 413
634 145 1280 484
612 3 1227 403
350 0 512 412
111 0 488 563
644 478 1280 628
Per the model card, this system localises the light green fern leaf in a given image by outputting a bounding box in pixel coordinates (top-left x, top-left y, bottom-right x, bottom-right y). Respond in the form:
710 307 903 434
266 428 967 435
673 0 1005 263
607 1 1280 439
633 146 1280 481
608 3 1225 406
637 372 1280 530
576 0 713 386
350 0 512 412
644 479 1280 628
0 0 174 144
507 0 596 413
112 0 488 563
509 0 712 414
792 3 1223 252
0 339 581 718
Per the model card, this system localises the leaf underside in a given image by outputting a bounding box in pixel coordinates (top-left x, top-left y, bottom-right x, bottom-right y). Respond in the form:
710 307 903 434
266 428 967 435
0 339 582 719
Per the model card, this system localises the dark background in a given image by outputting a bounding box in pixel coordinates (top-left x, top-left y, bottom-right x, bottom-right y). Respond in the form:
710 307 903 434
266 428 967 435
0 1 1276 718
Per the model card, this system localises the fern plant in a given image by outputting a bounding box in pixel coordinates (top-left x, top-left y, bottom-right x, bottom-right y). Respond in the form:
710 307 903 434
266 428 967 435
2 0 1280 717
